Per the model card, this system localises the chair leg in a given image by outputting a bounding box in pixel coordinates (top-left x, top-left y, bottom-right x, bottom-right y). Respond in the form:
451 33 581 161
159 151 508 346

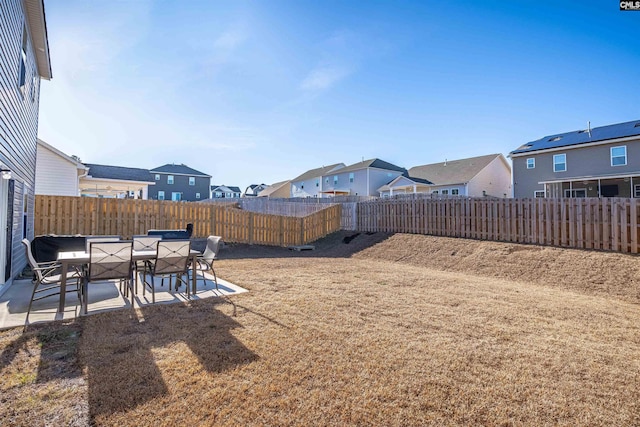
24 280 39 330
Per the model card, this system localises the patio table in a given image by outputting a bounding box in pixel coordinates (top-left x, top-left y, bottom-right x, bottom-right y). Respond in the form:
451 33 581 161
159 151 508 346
56 249 200 319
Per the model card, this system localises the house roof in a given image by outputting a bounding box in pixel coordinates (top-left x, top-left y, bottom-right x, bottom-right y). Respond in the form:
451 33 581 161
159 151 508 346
337 158 407 174
151 164 211 177
377 175 433 193
409 154 504 186
211 185 242 193
257 180 291 197
84 163 155 183
24 0 52 79
37 139 87 169
291 163 346 182
511 119 640 156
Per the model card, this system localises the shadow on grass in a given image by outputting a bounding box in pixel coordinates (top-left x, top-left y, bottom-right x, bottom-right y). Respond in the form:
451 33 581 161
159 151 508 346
79 298 257 420
219 231 393 261
0 321 83 385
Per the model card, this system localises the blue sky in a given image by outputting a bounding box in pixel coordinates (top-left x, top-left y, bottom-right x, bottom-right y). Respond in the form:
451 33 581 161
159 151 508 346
38 1 640 192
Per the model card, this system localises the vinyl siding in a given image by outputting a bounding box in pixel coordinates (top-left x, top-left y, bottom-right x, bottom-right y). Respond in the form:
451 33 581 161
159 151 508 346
467 156 512 198
35 144 80 196
149 173 211 201
0 0 41 285
512 138 640 198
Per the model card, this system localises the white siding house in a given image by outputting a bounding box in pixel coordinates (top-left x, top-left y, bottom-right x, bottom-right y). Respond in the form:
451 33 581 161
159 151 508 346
35 139 87 196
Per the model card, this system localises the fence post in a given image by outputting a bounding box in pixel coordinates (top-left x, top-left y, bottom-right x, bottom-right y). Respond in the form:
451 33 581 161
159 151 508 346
248 211 254 245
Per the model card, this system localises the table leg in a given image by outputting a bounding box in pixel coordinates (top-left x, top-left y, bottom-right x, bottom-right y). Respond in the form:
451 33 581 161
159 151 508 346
56 260 68 320
191 254 197 295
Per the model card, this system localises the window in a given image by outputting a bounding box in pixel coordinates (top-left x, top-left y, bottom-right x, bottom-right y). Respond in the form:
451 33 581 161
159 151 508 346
333 175 338 184
196 192 201 199
564 189 586 198
30 73 37 102
527 158 535 169
316 180 319 187
325 177 329 184
349 173 354 183
534 190 545 198
158 191 165 200
441 189 449 195
432 190 439 194
451 189 459 195
611 146 627 166
189 177 195 186
635 185 640 198
301 182 304 190
23 188 28 239
155 174 160 180
167 175 174 184
18 26 27 92
553 154 566 172
171 192 181 201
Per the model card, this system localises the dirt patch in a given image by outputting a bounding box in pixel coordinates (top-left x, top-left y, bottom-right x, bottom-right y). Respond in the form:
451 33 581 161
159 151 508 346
352 233 640 304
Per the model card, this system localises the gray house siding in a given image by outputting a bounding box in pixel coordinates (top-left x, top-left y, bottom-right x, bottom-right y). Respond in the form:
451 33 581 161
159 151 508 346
1 0 42 287
321 168 403 196
513 138 640 198
149 173 211 201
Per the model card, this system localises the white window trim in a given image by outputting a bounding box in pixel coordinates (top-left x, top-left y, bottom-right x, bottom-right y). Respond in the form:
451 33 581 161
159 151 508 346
611 146 627 167
526 158 535 169
635 184 640 198
168 175 174 184
534 190 545 198
158 191 165 200
553 154 567 173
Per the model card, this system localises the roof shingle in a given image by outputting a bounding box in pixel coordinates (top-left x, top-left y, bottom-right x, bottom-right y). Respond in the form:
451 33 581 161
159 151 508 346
151 164 211 177
408 154 504 186
84 163 155 182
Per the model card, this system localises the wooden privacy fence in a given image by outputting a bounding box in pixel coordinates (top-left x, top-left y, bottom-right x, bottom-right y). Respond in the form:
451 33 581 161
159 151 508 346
34 196 341 247
358 196 640 254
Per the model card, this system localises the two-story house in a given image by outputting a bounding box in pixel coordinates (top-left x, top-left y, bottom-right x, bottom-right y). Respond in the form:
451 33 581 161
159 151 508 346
149 164 211 201
510 120 640 198
258 180 291 198
1 0 52 292
320 158 406 197
290 163 345 198
211 185 242 199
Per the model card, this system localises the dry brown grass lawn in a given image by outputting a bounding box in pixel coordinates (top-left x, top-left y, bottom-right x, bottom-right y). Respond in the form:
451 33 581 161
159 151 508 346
2 232 640 426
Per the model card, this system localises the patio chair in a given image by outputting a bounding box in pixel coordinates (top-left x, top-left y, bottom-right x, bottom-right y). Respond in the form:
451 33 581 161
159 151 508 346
190 235 222 293
22 239 82 328
81 241 134 315
85 235 121 253
132 235 162 292
142 240 191 303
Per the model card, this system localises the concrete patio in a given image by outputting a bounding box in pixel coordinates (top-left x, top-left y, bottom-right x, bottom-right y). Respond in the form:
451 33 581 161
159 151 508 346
0 271 247 330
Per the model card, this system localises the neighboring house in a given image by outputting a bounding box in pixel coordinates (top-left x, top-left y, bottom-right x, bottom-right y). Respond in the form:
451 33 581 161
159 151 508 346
81 164 155 199
320 158 406 197
258 180 292 198
510 120 640 198
211 185 242 199
35 139 87 196
377 175 433 197
244 184 268 197
290 163 345 198
408 154 511 198
0 0 52 291
149 164 211 201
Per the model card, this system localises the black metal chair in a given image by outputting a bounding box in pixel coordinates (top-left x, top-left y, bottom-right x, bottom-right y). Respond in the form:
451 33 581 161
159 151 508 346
142 240 191 303
81 241 134 314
